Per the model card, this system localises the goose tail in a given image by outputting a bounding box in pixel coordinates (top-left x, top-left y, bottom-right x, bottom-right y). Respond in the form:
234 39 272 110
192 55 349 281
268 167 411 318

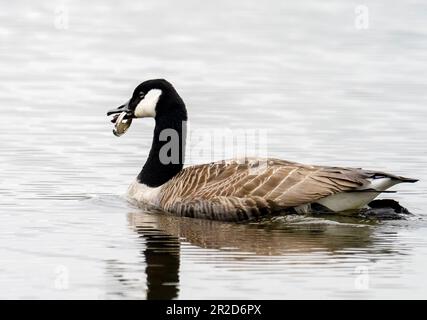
395 176 419 183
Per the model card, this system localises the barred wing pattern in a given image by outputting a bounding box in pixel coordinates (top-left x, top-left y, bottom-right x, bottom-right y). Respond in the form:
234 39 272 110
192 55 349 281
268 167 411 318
158 158 375 221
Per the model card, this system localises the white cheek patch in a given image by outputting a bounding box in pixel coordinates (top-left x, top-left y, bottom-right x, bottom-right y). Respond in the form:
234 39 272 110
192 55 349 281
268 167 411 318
134 89 162 118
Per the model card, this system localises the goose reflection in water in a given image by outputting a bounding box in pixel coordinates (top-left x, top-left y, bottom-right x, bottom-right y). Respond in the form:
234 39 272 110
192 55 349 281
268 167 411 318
118 208 402 300
134 222 180 300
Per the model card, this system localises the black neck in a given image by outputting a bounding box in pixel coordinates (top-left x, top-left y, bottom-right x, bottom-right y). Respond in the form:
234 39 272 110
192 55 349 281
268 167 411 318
137 110 187 187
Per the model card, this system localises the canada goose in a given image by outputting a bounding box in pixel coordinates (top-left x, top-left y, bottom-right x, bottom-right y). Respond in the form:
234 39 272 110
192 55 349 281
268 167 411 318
107 79 417 221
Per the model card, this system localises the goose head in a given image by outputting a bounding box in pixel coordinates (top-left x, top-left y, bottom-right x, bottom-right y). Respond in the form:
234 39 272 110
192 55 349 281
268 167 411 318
107 79 187 136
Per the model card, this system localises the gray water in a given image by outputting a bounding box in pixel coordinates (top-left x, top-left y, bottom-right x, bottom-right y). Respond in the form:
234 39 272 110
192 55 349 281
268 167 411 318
1 0 427 299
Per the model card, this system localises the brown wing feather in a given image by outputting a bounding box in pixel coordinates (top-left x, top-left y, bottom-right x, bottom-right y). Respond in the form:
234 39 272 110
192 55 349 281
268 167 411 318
157 158 376 221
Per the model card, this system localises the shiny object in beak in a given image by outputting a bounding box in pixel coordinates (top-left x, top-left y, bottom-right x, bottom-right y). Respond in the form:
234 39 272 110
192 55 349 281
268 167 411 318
113 112 132 137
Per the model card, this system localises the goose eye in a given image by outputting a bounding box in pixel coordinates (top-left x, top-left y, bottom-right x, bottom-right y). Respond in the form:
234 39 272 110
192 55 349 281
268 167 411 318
139 92 145 99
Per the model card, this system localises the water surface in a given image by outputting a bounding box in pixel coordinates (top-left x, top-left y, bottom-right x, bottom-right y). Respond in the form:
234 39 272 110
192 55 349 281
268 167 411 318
1 0 427 299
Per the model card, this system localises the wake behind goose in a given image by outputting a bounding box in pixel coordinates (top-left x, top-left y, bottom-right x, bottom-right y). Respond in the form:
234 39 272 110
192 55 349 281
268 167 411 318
107 79 417 221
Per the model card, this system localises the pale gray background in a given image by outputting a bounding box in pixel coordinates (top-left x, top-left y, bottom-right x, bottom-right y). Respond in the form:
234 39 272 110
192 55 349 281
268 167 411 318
0 0 426 299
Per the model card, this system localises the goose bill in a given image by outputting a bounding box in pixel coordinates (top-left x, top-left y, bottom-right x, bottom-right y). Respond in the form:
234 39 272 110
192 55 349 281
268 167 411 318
107 100 130 116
